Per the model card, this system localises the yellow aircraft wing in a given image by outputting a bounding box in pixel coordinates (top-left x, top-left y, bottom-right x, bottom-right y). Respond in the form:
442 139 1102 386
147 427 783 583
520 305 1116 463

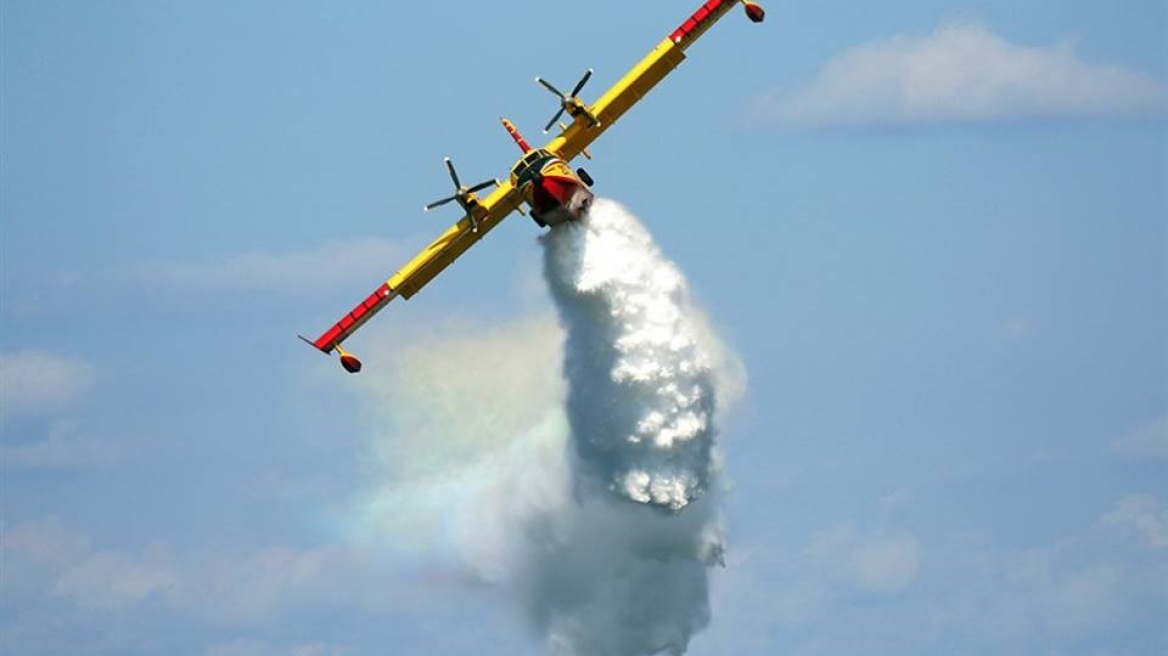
546 0 765 161
388 183 524 298
305 0 765 372
304 182 524 369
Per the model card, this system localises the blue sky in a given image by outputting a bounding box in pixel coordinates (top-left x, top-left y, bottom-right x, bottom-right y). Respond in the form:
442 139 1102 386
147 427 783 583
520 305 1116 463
2 1 1165 654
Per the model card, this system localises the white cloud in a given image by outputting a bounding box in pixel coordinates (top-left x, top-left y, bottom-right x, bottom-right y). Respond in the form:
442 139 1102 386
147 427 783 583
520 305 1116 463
199 640 282 656
807 523 923 594
991 495 1168 639
2 517 91 570
0 352 121 471
706 494 1168 653
0 350 94 421
54 544 178 611
199 640 349 656
1002 317 1038 341
0 422 124 470
2 517 414 624
849 535 924 593
767 22 1168 127
178 545 398 624
135 237 401 295
1109 415 1168 462
1103 493 1168 550
289 644 349 656
4 518 175 610
1017 558 1128 637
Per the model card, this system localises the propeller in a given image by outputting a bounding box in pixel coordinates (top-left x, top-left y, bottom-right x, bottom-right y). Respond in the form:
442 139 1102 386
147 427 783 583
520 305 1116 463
424 158 497 212
424 158 498 231
536 68 596 133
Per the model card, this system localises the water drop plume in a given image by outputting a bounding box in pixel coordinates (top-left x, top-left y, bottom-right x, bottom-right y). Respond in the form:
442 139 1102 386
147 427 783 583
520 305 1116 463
520 198 737 655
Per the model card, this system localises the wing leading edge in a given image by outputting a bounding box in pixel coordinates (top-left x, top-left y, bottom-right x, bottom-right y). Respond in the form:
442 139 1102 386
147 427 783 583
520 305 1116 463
307 182 523 358
547 0 763 162
304 0 764 371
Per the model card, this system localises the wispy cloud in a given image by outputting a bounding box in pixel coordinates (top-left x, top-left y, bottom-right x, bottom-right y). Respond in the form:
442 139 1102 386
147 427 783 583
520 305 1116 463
134 238 401 296
55 545 178 611
4 517 176 610
763 22 1168 127
710 493 1168 652
1103 493 1168 550
3 517 415 622
1002 317 1038 341
0 350 94 421
199 640 349 656
1109 415 1168 462
1 352 129 470
0 422 125 470
2 517 91 570
806 523 923 594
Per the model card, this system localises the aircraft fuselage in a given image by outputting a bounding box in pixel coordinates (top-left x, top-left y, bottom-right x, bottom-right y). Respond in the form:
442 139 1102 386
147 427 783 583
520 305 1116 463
509 147 593 226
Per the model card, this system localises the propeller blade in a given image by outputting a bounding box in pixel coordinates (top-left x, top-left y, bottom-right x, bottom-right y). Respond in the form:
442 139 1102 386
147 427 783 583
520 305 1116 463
536 77 564 99
467 179 497 194
443 157 462 189
544 107 566 133
570 68 593 97
424 195 457 211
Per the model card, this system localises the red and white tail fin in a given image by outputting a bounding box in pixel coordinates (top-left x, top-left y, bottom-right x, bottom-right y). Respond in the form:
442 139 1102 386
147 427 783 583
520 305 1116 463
501 118 532 153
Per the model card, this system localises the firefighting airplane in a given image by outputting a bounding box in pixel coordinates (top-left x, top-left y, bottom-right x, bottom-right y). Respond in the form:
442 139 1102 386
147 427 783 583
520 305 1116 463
304 0 766 373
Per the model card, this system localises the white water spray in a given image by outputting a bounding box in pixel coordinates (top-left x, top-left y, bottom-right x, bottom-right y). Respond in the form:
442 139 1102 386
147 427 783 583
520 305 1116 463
519 198 733 655
352 198 740 655
542 198 721 511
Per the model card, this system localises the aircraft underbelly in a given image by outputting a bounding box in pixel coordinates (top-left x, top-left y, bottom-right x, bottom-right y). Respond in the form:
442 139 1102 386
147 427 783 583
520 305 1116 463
534 175 593 225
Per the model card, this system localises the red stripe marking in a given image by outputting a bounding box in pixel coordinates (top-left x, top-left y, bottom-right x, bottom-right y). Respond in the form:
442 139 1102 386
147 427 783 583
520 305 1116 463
670 0 731 43
312 283 393 351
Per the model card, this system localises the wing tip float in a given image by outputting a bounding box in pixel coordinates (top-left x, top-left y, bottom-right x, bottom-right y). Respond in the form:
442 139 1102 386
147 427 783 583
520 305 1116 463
304 0 765 373
744 2 766 23
299 335 362 373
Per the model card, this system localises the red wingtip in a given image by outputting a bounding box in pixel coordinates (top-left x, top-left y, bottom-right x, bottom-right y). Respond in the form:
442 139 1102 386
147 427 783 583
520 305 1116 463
743 1 765 22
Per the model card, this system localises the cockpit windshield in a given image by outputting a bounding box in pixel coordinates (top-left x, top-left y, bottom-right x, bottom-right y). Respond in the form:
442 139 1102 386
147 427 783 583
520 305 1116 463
511 148 555 179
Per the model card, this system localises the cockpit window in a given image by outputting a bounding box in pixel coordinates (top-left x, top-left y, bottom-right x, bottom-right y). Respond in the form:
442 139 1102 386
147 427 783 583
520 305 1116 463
512 149 556 181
